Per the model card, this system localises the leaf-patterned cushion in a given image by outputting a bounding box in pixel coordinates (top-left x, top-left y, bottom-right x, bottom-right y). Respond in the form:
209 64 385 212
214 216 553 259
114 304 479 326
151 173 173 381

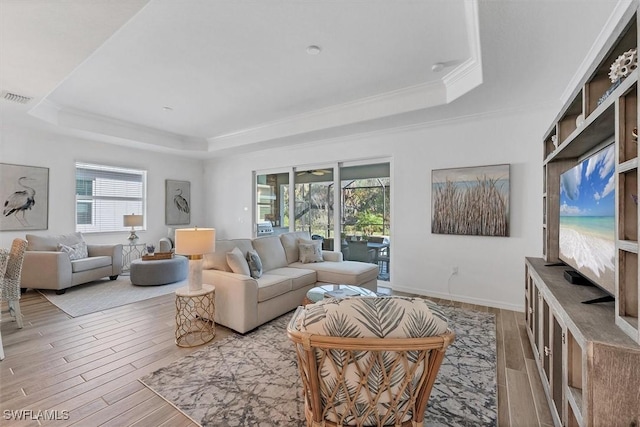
294 296 449 425
296 296 449 338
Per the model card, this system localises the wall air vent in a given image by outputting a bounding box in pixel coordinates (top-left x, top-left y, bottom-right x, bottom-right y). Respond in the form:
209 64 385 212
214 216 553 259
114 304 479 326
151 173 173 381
1 90 32 104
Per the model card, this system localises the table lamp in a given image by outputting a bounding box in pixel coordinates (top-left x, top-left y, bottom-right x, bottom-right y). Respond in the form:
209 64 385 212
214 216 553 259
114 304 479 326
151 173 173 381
123 214 144 243
175 227 216 292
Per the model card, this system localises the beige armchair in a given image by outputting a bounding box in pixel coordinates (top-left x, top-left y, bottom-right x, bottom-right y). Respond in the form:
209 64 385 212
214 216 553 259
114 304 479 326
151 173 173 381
287 296 455 427
21 233 122 294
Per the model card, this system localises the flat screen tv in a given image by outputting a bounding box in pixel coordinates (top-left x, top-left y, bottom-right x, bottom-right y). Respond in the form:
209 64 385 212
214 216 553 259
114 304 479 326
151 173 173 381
559 143 615 300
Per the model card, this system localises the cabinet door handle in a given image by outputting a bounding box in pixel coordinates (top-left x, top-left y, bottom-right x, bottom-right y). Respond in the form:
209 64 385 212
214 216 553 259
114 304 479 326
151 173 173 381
544 346 551 357
562 332 566 345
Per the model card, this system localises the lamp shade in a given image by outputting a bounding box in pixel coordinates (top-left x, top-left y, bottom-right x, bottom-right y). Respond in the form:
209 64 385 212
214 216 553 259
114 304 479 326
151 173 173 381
175 228 216 255
123 214 144 227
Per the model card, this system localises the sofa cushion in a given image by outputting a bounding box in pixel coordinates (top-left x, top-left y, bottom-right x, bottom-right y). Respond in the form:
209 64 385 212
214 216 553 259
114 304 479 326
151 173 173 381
298 239 323 263
252 235 288 271
246 249 263 279
256 274 292 302
71 256 111 273
58 241 88 260
26 232 84 251
226 246 251 276
267 267 316 291
204 239 253 272
289 260 378 285
280 231 311 264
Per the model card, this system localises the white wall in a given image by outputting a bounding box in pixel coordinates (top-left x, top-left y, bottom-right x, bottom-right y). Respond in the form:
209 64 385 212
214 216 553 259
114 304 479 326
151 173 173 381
204 107 551 311
1 104 549 310
0 120 206 249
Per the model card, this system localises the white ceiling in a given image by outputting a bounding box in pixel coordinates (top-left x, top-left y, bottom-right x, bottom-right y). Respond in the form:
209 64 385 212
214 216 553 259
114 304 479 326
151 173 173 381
0 0 623 157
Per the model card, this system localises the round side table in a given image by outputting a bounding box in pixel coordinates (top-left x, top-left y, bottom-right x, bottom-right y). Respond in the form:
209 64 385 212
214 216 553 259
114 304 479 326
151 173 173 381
175 284 216 347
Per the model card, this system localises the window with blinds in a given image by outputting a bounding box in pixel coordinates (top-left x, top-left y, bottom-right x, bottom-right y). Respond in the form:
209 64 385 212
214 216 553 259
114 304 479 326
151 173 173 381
75 162 147 233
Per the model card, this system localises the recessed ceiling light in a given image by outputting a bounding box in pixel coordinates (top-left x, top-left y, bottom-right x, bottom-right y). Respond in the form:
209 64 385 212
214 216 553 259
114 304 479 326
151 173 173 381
306 45 322 55
162 106 173 111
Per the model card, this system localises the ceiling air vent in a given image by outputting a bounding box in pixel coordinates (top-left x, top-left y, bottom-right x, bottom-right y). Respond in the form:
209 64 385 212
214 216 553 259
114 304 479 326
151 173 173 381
1 90 32 104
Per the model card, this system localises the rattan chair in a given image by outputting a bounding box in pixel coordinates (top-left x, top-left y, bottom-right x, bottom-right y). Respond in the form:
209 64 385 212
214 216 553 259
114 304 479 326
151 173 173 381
287 297 455 427
0 250 10 361
1 239 27 329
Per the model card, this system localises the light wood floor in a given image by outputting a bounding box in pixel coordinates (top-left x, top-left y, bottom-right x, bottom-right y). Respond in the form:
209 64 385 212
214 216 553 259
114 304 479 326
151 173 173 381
0 289 553 426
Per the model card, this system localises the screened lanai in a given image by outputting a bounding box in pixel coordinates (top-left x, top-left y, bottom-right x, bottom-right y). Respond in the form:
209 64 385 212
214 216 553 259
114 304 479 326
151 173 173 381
255 162 391 281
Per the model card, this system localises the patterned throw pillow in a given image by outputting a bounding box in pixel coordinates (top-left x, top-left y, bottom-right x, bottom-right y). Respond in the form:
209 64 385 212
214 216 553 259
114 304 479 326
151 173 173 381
298 240 323 264
226 246 251 276
246 249 263 279
58 241 88 260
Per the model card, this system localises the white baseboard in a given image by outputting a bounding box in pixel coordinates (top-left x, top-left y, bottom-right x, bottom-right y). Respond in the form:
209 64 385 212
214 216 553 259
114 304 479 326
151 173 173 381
389 284 524 312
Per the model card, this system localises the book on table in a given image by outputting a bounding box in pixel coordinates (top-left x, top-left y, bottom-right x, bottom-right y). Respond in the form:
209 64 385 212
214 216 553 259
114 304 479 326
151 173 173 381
324 288 360 298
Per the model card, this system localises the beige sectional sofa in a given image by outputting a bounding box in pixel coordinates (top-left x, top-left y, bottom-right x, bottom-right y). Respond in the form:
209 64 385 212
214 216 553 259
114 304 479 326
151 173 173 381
21 232 123 294
202 231 379 333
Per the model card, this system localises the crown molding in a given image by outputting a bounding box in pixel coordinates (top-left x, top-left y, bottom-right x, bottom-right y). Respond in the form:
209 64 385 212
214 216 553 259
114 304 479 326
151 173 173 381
443 0 483 103
207 1 483 153
25 0 485 158
207 80 447 152
28 100 207 152
211 100 557 160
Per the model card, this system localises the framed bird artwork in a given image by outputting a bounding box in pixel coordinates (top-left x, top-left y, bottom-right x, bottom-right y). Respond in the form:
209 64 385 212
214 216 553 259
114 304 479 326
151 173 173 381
165 179 190 225
1 163 49 231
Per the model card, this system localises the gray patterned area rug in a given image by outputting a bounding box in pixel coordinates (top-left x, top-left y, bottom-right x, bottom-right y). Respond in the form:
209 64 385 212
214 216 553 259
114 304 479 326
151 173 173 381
140 304 497 426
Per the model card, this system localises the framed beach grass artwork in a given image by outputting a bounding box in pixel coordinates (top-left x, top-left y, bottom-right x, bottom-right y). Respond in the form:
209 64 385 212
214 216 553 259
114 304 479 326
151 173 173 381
432 164 510 237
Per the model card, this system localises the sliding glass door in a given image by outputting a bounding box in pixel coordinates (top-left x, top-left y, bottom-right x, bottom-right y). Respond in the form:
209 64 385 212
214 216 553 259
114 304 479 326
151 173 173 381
294 168 334 243
340 163 391 281
254 160 390 281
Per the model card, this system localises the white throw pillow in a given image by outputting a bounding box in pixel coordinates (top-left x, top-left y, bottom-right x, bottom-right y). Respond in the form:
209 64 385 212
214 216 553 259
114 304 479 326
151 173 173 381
299 240 323 264
226 246 251 276
58 241 88 260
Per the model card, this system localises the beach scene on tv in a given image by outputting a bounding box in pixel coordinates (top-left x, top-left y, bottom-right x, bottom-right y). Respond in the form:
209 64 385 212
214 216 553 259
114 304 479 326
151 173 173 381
559 144 615 294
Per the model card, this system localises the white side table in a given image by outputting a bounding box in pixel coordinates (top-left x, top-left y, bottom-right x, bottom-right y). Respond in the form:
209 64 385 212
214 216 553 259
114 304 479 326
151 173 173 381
175 284 216 347
122 243 146 273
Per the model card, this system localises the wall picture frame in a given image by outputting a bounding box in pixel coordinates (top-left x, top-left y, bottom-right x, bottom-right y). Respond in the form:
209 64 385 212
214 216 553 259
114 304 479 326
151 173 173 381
0 163 49 231
166 179 190 225
431 164 510 237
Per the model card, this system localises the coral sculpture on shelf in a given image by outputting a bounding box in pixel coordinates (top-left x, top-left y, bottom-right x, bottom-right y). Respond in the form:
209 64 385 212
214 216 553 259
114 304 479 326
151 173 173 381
609 48 637 83
598 48 638 107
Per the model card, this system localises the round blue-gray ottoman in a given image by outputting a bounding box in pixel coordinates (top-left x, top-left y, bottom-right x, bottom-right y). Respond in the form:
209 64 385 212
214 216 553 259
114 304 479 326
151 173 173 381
130 255 188 286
